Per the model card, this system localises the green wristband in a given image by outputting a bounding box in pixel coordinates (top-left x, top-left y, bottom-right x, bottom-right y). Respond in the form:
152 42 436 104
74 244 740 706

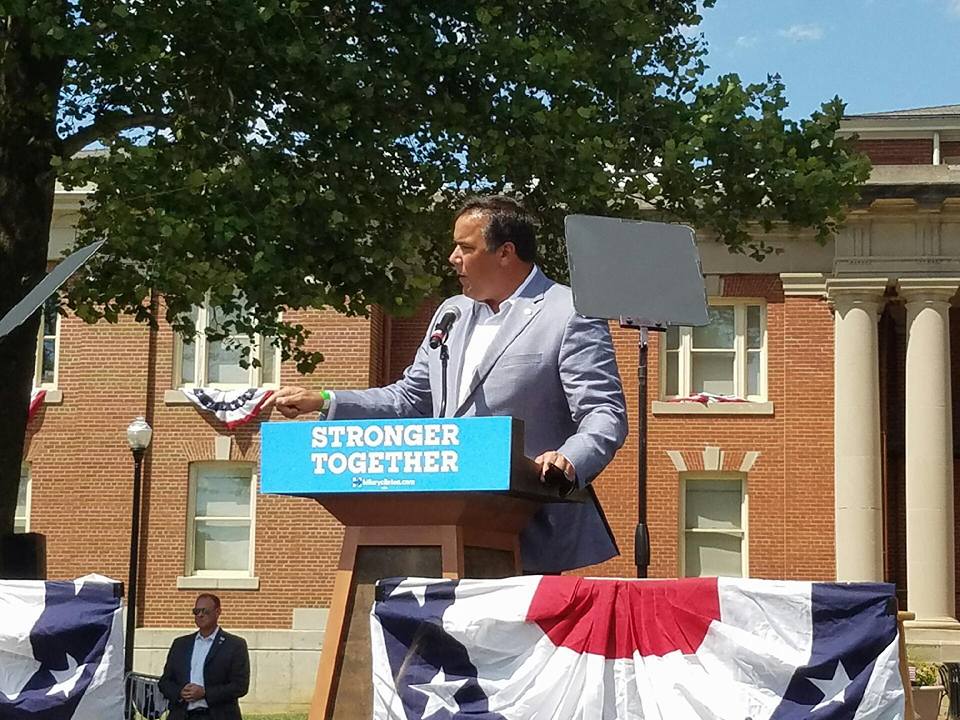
320 390 331 413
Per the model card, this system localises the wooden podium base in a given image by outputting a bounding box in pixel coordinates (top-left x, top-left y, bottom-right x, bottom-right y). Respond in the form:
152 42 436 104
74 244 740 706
307 494 538 720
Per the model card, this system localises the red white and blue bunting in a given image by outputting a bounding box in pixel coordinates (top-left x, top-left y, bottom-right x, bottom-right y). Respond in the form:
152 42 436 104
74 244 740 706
670 392 747 404
370 576 903 720
182 387 274 429
0 574 125 719
29 388 47 421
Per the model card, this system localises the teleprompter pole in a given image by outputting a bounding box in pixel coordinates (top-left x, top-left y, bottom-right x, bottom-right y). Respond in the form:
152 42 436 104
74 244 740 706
634 327 651 578
619 320 654 578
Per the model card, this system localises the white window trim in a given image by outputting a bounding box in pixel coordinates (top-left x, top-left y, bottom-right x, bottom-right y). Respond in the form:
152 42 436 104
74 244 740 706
16 464 32 534
34 302 61 389
678 472 749 578
175 575 260 590
661 298 768 402
173 304 280 390
185 462 257 579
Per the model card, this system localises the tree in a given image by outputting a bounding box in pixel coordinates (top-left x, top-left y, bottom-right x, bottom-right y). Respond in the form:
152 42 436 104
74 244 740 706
0 0 869 535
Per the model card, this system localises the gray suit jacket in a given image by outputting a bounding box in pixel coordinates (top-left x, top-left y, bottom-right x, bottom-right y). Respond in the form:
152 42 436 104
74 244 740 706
333 268 628 572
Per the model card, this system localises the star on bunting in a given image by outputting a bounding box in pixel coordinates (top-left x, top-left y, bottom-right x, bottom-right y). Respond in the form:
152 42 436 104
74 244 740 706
388 578 448 608
410 667 469 718
46 653 86 698
809 660 853 712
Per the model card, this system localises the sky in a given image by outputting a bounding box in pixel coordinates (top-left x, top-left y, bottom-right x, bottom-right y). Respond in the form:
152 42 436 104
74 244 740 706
697 0 960 119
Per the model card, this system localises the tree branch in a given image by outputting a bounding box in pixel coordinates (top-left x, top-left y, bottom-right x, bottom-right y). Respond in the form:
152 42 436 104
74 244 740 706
61 112 173 156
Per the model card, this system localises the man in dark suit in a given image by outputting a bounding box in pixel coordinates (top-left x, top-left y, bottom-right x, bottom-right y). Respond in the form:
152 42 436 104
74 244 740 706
159 593 250 720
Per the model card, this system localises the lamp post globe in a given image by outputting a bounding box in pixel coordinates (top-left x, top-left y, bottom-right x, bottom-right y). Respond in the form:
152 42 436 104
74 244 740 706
126 416 153 452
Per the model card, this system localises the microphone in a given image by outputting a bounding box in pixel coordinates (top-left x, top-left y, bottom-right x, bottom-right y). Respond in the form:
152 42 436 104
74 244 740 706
429 306 461 349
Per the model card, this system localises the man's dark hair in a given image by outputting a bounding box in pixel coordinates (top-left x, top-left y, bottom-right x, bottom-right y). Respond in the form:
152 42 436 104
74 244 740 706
454 195 538 263
197 592 221 610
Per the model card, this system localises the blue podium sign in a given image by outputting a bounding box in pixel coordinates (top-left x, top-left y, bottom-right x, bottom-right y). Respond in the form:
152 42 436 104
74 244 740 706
261 417 517 495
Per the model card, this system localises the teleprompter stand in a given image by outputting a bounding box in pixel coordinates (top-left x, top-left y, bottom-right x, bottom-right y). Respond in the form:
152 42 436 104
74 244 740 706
565 215 708 578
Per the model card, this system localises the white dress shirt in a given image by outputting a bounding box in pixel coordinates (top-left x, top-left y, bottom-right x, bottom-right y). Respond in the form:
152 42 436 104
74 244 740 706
327 265 541 419
457 265 539 405
187 627 219 710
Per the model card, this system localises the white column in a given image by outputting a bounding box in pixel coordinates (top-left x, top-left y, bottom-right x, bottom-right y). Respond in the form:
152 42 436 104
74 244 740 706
899 278 960 625
826 278 888 581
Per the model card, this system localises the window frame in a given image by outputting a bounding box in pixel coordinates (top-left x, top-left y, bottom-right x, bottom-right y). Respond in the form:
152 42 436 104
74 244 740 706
678 472 749 578
173 303 280 389
185 462 257 579
661 298 767 401
16 464 32 534
34 299 61 389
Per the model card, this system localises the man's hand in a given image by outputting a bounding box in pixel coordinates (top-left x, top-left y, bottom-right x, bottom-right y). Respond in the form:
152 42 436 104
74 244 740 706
534 451 575 484
180 683 205 702
263 386 324 418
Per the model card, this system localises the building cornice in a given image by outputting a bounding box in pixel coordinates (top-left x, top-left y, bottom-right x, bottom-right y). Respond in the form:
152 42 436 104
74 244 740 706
840 117 960 134
779 273 828 297
853 185 960 210
53 189 90 212
824 277 891 308
896 277 960 302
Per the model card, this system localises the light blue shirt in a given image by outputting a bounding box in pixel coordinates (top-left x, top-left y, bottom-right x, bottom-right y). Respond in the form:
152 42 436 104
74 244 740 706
188 627 219 710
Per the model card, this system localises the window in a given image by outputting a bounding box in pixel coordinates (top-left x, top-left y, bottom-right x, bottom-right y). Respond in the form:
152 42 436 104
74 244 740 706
175 303 279 388
186 463 256 577
681 477 747 578
16 465 31 534
34 298 60 388
662 301 766 400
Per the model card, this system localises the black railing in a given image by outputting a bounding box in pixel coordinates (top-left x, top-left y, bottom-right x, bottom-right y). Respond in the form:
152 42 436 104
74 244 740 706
941 663 960 719
124 672 169 720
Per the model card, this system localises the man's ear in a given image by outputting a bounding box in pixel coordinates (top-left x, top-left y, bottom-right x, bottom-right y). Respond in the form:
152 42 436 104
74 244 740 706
498 241 517 264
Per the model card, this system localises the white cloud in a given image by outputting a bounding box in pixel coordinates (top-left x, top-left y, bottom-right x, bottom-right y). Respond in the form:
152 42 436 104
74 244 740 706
736 35 758 48
778 24 824 42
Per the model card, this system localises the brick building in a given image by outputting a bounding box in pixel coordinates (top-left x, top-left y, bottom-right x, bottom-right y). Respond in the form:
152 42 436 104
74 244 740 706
16 104 960 711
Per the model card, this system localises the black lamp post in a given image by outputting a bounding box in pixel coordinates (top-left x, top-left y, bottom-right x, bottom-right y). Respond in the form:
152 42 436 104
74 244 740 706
124 416 152 676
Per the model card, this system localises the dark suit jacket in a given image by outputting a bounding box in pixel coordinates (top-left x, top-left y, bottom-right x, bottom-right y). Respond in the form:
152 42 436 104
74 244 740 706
158 628 250 720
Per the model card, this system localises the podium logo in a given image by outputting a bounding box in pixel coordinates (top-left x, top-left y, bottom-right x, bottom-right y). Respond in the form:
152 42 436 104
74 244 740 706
351 477 417 489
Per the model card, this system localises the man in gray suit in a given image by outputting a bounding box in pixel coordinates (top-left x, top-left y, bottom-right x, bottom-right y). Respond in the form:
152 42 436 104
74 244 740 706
270 195 628 573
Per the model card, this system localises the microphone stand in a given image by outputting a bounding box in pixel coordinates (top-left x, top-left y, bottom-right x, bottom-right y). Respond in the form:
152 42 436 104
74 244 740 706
438 342 450 418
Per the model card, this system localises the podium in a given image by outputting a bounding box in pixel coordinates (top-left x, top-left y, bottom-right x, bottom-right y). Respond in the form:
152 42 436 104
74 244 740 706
261 416 579 720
